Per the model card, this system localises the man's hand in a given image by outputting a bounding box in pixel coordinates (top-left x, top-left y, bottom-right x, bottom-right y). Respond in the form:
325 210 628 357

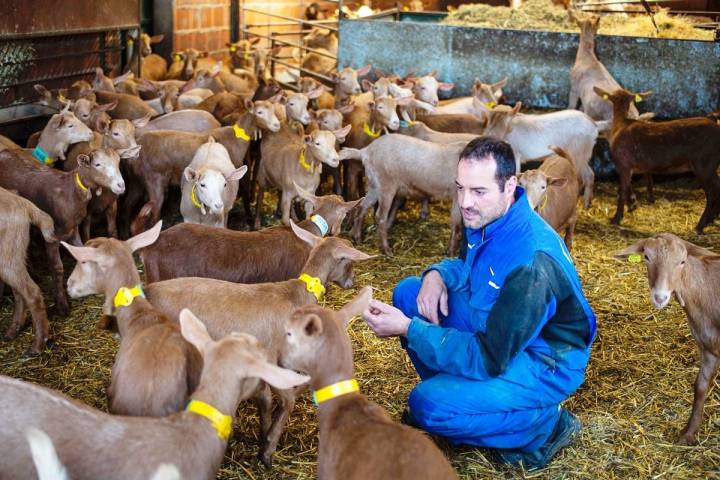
363 299 411 337
417 270 448 325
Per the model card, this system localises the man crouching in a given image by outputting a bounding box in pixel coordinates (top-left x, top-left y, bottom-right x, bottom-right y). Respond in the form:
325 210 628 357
362 136 596 470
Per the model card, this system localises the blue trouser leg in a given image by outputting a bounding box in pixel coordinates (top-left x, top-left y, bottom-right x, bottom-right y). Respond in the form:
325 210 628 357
392 275 582 451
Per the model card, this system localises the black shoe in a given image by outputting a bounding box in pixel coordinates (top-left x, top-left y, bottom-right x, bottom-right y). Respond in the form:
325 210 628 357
493 407 581 471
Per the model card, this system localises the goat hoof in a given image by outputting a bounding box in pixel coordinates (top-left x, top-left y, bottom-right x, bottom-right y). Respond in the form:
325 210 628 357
609 217 622 226
54 301 70 319
676 433 697 446
4 326 20 340
259 451 274 469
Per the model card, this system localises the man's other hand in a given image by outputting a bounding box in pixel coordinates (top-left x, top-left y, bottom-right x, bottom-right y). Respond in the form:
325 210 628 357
363 299 411 337
417 270 448 325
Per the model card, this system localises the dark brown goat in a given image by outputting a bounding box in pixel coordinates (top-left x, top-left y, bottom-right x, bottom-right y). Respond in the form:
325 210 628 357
0 149 124 317
141 190 360 284
596 87 720 233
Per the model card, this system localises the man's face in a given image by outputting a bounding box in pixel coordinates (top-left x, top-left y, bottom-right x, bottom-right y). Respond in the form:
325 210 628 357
456 157 516 229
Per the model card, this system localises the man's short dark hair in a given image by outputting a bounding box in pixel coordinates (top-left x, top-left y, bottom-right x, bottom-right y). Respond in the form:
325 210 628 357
459 137 516 191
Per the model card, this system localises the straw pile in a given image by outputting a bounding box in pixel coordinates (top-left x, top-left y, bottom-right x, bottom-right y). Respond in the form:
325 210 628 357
2 178 720 478
442 0 714 41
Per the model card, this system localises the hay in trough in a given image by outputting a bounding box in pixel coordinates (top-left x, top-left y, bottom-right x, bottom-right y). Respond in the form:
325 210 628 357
442 0 714 41
2 179 720 478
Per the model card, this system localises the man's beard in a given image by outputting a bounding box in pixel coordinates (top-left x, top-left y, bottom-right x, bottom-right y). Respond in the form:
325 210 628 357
461 202 507 230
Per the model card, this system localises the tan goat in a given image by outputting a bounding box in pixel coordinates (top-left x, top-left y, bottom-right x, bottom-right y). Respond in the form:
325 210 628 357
519 146 580 250
616 234 720 445
0 312 308 479
144 221 374 466
280 287 458 479
61 222 203 417
0 187 55 355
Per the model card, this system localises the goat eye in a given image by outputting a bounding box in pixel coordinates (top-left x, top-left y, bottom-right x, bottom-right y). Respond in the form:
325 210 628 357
200 183 206 188
113 132 119 136
644 254 650 261
315 142 320 146
541 186 546 190
94 163 101 167
377 106 383 110
68 124 74 128
82 114 89 118
680 260 686 265
224 183 227 188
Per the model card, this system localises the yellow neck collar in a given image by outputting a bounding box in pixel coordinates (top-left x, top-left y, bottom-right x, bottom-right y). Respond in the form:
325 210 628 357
299 147 314 172
298 273 325 301
313 379 359 405
362 122 381 138
113 284 145 310
186 399 232 440
233 123 251 141
191 184 204 210
75 173 89 193
484 101 497 109
538 192 548 212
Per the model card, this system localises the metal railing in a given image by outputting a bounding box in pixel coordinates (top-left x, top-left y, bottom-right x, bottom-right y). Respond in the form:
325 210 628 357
239 3 340 90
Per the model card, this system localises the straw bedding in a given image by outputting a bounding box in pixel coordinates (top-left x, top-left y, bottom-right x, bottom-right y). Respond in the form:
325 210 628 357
1 178 719 478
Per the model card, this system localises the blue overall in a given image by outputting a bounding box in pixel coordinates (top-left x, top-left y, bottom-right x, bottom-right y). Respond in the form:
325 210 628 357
394 187 596 452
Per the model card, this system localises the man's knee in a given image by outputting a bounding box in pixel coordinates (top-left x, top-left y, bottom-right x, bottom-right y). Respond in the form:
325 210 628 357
392 276 422 317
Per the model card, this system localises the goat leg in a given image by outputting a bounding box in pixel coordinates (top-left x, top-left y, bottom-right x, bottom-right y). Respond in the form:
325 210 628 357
106 199 119 238
646 174 655 204
254 384 274 444
677 349 720 445
376 191 395 256
45 241 69 317
254 183 266 230
694 174 720 235
260 387 297 468
611 173 630 225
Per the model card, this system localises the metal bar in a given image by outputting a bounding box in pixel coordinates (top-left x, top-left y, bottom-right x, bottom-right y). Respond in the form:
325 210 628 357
577 0 680 5
242 7 338 31
1 68 99 89
0 24 140 40
241 28 337 59
231 0 240 42
0 47 124 67
245 22 335 28
272 57 335 84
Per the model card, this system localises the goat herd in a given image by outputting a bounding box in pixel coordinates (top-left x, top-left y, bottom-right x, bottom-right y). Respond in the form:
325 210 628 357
1 12 720 480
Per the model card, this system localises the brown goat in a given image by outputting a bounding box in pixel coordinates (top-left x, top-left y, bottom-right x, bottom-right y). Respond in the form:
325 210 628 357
61 222 202 417
125 99 280 234
94 90 159 120
616 233 720 444
519 146 580 250
280 287 458 479
596 87 720 233
0 187 56 355
0 148 124 317
144 221 373 466
416 113 486 135
141 189 360 284
0 312 308 479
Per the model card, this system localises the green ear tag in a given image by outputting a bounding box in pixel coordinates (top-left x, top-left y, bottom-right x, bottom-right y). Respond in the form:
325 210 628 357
628 253 642 263
634 94 642 103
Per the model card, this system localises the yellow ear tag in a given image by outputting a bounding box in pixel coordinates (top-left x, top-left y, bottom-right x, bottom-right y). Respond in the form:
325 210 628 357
484 101 496 109
233 124 250 141
57 93 67 103
230 45 237 52
628 253 642 263
244 52 251 61
174 54 182 62
602 94 609 100
634 94 642 103
127 38 134 46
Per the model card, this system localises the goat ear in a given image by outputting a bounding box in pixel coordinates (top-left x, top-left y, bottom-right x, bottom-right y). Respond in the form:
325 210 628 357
132 113 152 129
338 286 373 327
511 102 522 114
341 197 363 213
332 124 352 141
125 221 162 252
361 79 373 92
77 154 91 167
245 358 310 390
356 64 372 77
303 134 313 145
290 219 321 247
593 86 611 99
294 182 319 206
396 96 413 107
94 67 105 81
428 69 438 78
250 37 261 45
60 241 102 263
302 313 323 336
548 176 568 187
118 145 142 159
337 103 354 114
226 165 248 181
97 100 118 112
34 84 51 98
332 243 373 262
112 71 132 86
243 98 254 111
614 240 646 260
198 50 209 58
179 309 213 354
438 82 454 92
150 34 164 43
96 118 110 134
184 167 198 183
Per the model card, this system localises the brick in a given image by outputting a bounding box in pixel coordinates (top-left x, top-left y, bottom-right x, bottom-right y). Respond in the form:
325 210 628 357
176 9 191 31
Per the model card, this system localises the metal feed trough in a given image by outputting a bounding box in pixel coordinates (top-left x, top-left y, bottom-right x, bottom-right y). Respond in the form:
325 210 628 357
337 11 719 177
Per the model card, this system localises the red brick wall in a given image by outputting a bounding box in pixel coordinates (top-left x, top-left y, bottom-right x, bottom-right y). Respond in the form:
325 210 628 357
173 0 231 56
